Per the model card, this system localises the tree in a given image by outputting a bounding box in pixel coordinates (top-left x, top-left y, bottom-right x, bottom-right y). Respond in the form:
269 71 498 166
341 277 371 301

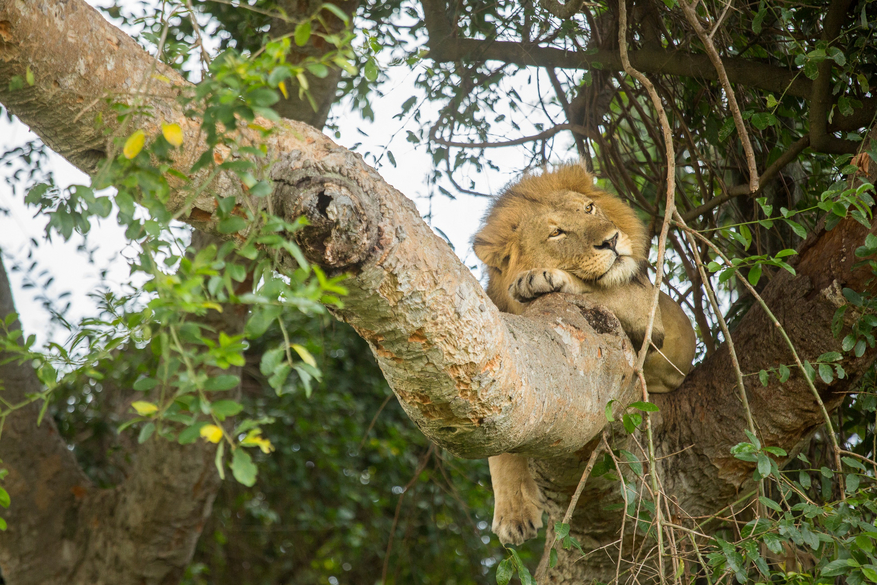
0 0 876 583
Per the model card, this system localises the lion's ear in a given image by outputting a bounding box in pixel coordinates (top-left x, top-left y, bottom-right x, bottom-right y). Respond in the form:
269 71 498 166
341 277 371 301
473 233 511 272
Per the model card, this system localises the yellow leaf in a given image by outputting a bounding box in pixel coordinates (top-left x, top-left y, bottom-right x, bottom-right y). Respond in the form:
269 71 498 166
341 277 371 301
278 81 289 99
162 123 183 147
123 130 146 159
296 72 309 91
291 343 317 368
241 430 274 453
200 424 223 444
131 401 158 416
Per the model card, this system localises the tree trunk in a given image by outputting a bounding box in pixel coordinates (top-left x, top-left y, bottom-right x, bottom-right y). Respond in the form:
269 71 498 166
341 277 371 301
1 1 877 583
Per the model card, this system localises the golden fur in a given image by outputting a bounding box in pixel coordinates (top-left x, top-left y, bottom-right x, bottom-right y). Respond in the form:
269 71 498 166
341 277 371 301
472 164 697 545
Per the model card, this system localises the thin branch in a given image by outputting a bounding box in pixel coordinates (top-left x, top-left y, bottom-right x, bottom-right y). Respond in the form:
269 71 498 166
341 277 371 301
679 0 759 193
431 122 591 149
534 436 606 583
675 213 757 441
681 134 811 222
619 1 676 580
539 0 591 19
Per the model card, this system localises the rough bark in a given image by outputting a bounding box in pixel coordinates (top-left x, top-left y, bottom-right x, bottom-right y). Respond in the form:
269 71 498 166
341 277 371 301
1 1 877 584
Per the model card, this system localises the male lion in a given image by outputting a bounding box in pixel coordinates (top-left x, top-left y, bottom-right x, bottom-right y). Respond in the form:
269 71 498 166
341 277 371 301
472 164 697 545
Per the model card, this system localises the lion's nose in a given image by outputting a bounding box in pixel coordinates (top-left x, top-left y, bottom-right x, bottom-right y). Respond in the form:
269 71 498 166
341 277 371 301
596 232 619 252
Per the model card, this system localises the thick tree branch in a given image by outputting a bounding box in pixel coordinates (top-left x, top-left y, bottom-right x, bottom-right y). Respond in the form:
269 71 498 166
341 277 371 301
808 0 859 154
0 257 91 583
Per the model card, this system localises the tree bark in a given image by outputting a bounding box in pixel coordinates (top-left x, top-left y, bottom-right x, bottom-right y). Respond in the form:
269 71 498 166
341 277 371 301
1 1 877 583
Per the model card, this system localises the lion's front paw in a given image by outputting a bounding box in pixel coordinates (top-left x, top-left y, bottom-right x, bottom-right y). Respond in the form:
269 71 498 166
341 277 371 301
509 269 576 304
492 495 544 546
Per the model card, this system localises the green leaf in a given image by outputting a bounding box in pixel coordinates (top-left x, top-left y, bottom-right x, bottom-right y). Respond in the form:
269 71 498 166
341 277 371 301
0 517 6 531
748 264 762 286
294 21 311 46
364 58 378 82
555 522 570 538
843 456 867 471
758 496 782 513
212 400 244 418
496 558 514 585
785 219 807 238
803 361 816 382
833 305 848 337
751 112 776 129
204 375 240 391
138 422 155 444
757 452 771 478
133 376 158 391
629 401 659 412
215 441 225 480
0 487 9 509
847 473 861 493
605 399 616 422
818 363 834 384
549 547 558 568
821 558 854 576
219 216 247 234
758 369 769 386
778 364 791 383
231 448 258 487
178 422 208 445
843 288 864 306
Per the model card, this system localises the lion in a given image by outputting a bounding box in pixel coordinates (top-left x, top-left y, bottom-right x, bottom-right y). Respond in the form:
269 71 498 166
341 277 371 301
472 164 697 545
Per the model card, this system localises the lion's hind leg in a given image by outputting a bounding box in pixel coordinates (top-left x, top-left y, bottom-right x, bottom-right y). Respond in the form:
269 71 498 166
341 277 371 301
489 453 544 545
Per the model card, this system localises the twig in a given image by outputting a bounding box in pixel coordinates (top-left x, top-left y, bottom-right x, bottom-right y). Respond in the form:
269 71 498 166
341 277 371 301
679 0 759 193
563 438 606 526
539 0 595 19
619 1 677 580
675 213 757 440
382 445 434 585
431 122 591 149
603 434 630 585
681 135 811 221
534 436 606 583
357 393 393 452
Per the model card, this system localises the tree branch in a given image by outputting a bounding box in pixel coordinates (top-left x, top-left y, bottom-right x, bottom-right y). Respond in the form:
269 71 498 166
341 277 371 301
419 0 876 137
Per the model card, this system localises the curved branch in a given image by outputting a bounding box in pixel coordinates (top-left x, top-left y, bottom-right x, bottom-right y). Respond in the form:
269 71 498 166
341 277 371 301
538 0 586 19
679 0 759 193
681 134 811 221
431 122 592 149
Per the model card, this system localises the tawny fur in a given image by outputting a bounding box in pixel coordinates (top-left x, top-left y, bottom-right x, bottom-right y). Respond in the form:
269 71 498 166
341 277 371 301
472 164 697 545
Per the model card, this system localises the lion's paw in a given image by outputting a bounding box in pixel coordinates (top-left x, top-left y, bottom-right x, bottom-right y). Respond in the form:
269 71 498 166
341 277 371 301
492 491 544 545
509 269 576 303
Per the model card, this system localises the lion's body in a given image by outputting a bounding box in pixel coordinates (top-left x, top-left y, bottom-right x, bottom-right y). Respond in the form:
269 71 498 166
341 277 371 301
473 164 697 545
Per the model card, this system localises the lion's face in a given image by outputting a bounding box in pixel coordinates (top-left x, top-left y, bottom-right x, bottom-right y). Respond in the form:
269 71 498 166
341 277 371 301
515 192 640 288
473 165 649 313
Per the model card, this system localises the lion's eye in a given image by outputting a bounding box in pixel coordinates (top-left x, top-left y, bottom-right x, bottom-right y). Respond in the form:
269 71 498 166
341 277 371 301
548 228 564 239
584 203 595 214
